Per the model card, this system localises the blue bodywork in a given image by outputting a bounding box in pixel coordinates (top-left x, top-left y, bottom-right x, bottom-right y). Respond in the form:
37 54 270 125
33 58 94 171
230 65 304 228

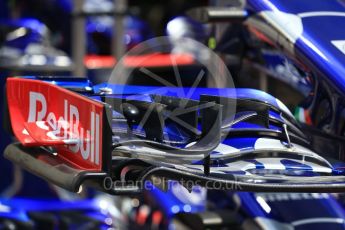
16 76 345 228
3 0 345 228
247 0 345 95
94 83 292 116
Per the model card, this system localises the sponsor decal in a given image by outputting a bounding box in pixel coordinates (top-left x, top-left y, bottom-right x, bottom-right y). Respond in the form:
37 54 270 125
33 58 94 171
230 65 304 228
7 78 103 170
27 92 101 166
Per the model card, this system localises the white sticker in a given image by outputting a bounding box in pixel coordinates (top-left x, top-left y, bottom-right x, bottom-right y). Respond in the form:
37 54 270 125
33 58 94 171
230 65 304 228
331 40 345 55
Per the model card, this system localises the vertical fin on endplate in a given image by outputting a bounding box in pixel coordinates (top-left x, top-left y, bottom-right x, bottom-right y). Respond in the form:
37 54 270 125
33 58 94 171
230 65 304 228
200 101 222 175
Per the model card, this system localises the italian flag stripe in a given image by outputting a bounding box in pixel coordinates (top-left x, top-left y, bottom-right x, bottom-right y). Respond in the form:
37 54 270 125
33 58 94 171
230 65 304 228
294 107 305 123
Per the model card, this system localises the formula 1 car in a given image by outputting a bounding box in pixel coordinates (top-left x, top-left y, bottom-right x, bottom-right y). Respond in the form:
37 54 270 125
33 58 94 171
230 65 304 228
4 0 345 229
4 0 345 196
4 75 345 195
187 0 345 148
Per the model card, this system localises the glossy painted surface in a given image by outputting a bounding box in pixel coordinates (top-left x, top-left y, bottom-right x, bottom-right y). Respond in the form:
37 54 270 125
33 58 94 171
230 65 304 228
6 1 345 228
7 78 104 170
12 77 345 228
247 0 345 94
94 83 293 117
22 77 345 177
23 76 93 89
